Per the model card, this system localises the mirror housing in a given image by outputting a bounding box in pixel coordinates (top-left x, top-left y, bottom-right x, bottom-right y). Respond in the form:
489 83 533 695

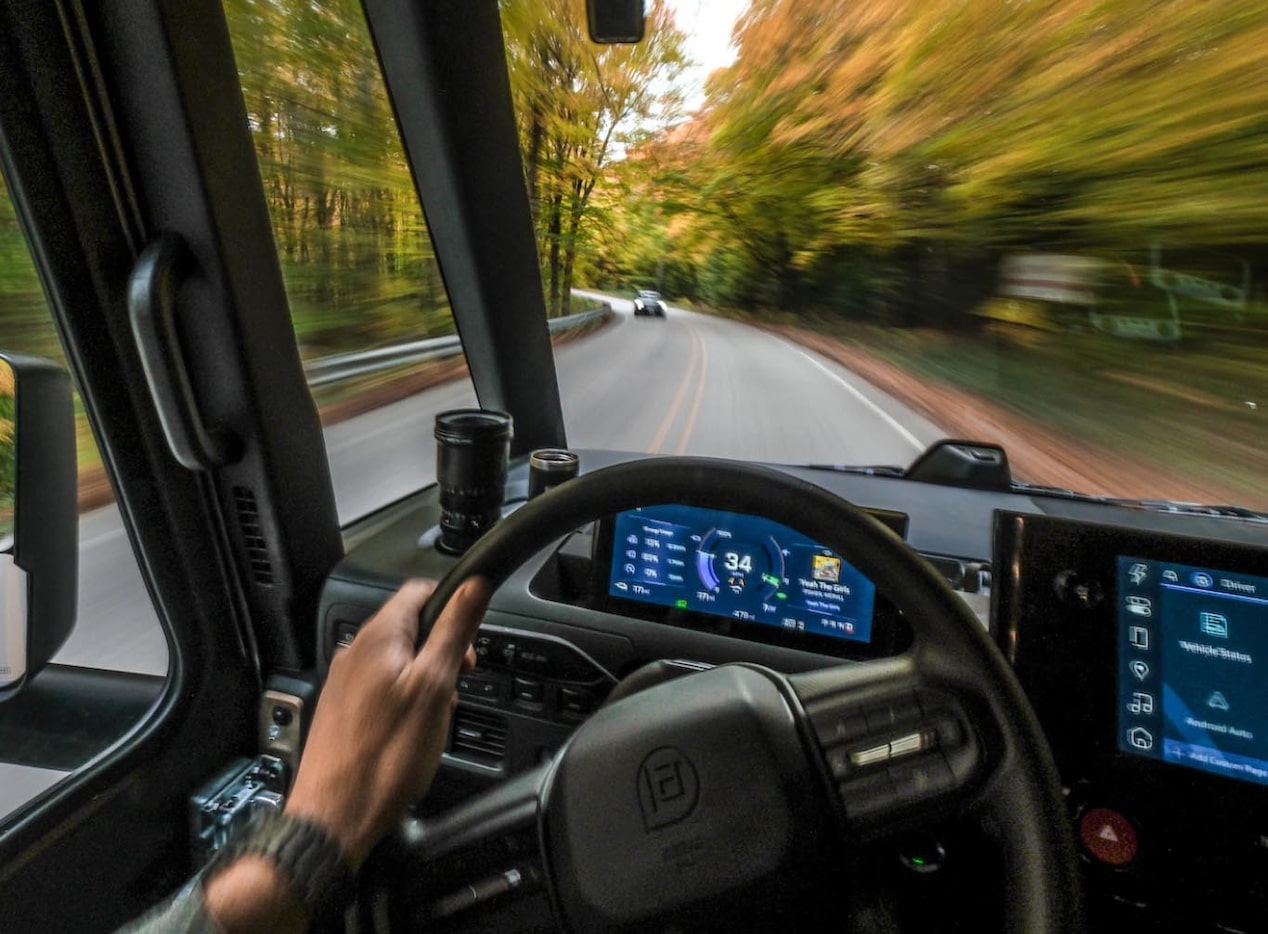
587 0 644 43
0 353 77 701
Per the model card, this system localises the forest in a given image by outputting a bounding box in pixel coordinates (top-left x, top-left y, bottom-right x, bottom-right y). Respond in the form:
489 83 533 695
599 0 1268 329
1 0 1265 504
8 1 1268 352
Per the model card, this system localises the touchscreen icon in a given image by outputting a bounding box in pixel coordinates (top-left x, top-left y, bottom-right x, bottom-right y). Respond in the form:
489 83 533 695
1128 626 1150 650
1127 692 1154 715
812 554 842 583
1162 570 1179 583
1208 691 1230 712
1127 727 1154 751
1128 563 1148 586
1130 660 1150 681
1200 612 1230 639
1193 572 1214 588
1126 596 1153 617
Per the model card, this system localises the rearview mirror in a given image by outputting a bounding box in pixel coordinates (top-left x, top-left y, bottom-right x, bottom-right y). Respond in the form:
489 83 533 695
0 353 77 701
587 0 644 43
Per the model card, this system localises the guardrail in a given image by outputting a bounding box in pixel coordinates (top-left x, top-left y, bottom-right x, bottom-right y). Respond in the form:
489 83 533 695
302 303 611 388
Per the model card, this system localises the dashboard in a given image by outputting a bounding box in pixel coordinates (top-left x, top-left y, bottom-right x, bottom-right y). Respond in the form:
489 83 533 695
317 449 1268 932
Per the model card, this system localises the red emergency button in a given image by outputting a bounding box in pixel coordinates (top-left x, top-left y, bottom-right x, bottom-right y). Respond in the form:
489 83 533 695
1079 807 1139 867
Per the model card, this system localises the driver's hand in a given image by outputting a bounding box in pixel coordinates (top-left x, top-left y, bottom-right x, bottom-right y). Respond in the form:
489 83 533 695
284 576 492 867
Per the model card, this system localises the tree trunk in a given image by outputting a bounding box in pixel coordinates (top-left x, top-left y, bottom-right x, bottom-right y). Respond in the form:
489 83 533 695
546 191 563 317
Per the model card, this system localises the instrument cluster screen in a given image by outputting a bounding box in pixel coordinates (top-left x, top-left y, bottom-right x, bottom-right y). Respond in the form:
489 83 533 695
608 505 875 643
1118 556 1268 787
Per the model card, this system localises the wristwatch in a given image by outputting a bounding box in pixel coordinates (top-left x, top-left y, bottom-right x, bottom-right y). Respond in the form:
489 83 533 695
208 810 356 917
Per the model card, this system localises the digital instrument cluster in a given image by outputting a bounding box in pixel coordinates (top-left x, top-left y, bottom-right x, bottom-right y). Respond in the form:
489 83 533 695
605 504 877 644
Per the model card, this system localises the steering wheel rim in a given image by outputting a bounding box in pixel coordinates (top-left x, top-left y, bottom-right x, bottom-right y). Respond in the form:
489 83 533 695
413 456 1081 931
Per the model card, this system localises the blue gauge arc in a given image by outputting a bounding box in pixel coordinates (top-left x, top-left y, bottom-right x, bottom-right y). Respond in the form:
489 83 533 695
696 528 785 600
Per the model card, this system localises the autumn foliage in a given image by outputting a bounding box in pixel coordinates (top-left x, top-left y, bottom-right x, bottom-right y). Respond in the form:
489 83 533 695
606 0 1268 323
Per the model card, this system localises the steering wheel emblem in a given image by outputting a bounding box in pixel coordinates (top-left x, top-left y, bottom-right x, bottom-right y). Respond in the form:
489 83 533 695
637 746 699 830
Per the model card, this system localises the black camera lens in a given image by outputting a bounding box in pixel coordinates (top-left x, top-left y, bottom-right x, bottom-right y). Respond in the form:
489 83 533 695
434 409 513 554
528 448 579 499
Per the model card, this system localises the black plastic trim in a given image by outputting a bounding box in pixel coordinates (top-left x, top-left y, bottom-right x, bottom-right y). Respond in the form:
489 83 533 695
361 0 567 455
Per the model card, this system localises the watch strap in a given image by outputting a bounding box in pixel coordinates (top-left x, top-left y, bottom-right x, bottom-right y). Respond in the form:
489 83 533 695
211 810 355 917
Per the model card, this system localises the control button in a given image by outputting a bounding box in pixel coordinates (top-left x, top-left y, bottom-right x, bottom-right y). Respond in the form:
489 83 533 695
474 634 494 664
514 639 601 682
864 699 920 733
851 743 892 768
457 675 502 702
889 756 955 799
839 771 896 820
897 833 947 874
558 686 596 716
1079 807 1138 867
515 645 550 676
929 715 964 749
824 746 851 780
335 622 359 648
513 677 544 705
499 641 519 668
270 706 293 727
810 707 867 747
888 732 924 758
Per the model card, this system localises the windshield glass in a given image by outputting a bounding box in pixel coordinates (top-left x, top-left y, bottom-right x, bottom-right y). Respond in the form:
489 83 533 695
505 0 1267 512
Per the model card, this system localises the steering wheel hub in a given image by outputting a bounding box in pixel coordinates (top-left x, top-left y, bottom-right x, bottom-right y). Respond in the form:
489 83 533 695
542 665 825 930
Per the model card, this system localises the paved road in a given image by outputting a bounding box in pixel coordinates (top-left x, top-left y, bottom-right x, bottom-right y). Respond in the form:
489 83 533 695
53 299 943 677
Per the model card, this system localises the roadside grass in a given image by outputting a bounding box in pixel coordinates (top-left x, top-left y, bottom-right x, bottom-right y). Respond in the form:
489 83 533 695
696 297 1268 509
518 287 1268 509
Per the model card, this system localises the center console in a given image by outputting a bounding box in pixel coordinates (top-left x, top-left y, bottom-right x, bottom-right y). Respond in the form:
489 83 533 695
993 511 1268 931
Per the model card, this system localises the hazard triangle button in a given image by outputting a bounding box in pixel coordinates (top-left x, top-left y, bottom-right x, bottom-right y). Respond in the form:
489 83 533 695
1079 807 1138 866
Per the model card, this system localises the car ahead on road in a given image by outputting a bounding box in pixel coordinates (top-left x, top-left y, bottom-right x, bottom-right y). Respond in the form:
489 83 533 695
0 2 1266 933
632 289 667 316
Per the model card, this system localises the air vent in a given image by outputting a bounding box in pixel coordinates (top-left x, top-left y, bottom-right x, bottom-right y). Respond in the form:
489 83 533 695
232 485 274 585
450 706 509 767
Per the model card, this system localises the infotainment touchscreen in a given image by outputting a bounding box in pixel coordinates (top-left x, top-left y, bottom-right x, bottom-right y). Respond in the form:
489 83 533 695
1118 557 1268 786
607 505 876 643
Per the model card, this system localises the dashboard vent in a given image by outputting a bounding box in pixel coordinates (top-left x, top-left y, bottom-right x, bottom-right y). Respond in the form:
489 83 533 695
450 706 508 767
232 485 274 585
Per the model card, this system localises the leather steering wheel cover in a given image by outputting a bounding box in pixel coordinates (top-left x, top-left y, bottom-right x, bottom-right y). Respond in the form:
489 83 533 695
419 456 1081 931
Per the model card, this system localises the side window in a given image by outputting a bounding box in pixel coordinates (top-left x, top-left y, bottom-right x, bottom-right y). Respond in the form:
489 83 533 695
222 0 474 525
0 173 167 820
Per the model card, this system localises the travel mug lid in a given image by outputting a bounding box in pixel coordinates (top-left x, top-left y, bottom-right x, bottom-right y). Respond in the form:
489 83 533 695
529 448 579 473
434 409 513 445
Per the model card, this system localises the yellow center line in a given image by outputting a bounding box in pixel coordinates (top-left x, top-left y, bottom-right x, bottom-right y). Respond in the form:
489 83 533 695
645 323 701 454
673 325 710 455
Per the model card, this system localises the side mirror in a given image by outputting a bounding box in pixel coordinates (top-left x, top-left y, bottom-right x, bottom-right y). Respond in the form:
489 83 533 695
0 353 77 701
587 0 644 43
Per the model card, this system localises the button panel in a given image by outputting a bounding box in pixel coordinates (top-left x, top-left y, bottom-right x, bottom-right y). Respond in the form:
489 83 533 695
810 689 979 826
436 625 615 724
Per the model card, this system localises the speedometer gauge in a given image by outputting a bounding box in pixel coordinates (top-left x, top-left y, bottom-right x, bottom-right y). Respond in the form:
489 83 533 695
696 528 785 602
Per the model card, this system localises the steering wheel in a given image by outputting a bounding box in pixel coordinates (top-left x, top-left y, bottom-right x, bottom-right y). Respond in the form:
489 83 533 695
396 457 1080 931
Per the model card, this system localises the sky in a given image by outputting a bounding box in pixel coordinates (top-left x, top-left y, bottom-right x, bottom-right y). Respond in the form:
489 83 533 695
664 0 748 111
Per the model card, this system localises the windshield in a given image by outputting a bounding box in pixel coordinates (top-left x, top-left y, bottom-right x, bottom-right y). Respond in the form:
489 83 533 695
504 0 1267 512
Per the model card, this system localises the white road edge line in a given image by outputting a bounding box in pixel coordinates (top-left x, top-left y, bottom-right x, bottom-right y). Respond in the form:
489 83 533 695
774 337 926 451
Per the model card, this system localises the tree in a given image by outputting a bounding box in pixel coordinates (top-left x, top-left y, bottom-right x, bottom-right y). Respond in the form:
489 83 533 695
501 0 687 315
605 0 1268 324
